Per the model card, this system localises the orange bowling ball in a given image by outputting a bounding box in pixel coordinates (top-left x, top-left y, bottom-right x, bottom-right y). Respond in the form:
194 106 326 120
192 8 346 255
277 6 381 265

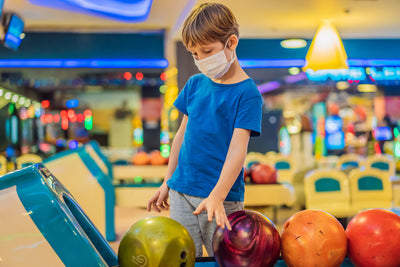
281 209 347 267
149 150 167 165
132 151 150 165
346 209 400 267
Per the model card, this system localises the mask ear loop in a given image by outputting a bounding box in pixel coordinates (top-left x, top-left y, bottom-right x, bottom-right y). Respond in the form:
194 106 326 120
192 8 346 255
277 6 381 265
224 36 236 63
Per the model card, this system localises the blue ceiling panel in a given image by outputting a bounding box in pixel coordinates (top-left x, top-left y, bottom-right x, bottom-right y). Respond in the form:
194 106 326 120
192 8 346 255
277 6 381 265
28 0 153 21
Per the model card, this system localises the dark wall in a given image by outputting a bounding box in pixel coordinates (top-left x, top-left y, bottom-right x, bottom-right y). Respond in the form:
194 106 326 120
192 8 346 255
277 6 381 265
247 109 283 153
0 32 165 59
237 39 400 59
176 41 199 92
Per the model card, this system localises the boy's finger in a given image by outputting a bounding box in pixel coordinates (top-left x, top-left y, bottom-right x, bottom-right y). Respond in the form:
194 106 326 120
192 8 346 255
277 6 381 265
215 213 224 229
147 198 157 211
225 218 232 231
152 202 161 212
207 208 213 222
193 203 204 215
159 202 168 210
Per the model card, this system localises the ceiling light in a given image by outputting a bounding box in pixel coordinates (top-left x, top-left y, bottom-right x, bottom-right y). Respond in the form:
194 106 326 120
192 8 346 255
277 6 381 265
357 84 377 92
4 92 11 100
12 95 19 103
288 67 300 75
280 39 307 49
357 75 377 92
303 20 348 71
336 81 350 90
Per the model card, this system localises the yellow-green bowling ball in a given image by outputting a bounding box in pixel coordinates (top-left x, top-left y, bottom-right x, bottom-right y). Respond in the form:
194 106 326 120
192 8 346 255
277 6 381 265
118 216 195 267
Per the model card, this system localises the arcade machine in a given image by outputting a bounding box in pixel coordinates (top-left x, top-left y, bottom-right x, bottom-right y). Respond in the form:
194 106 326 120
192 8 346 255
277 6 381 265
4 103 19 161
392 123 400 171
0 164 117 266
373 126 393 155
312 102 327 159
0 103 9 174
325 115 345 155
278 126 291 156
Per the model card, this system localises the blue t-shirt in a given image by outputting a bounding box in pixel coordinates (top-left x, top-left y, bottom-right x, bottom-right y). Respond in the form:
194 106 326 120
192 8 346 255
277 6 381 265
167 74 262 201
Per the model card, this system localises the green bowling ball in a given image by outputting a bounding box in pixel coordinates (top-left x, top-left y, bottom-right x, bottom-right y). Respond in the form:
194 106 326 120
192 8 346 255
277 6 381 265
118 216 196 267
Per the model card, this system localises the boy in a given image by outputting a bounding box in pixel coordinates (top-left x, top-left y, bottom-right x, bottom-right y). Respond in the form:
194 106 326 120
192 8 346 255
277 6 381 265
148 3 262 257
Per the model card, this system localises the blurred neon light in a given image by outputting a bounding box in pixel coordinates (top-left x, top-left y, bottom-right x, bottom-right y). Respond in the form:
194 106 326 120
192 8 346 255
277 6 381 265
54 114 60 123
257 81 281 94
69 140 79 150
242 59 400 69
307 66 400 81
306 68 366 81
66 99 79 108
136 72 144 80
61 118 68 130
240 59 306 68
348 59 400 67
0 59 168 68
84 109 92 117
85 117 93 130
0 58 398 70
395 141 400 157
284 72 307 83
41 100 50 108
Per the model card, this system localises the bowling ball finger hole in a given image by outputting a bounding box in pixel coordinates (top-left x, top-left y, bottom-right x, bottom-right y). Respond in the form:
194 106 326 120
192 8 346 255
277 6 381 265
180 251 187 259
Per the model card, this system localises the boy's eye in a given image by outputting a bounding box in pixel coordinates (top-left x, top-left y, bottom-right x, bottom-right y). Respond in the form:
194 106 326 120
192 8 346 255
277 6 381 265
204 50 212 54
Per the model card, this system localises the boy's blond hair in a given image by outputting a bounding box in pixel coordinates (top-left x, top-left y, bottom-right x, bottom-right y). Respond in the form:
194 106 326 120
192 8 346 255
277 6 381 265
182 3 239 49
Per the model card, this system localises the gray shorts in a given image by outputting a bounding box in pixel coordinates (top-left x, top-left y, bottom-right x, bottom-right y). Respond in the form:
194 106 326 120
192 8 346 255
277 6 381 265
169 189 244 257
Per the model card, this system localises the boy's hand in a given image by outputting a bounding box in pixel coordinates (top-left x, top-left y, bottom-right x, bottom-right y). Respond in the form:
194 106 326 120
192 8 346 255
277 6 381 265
147 182 170 212
193 196 232 231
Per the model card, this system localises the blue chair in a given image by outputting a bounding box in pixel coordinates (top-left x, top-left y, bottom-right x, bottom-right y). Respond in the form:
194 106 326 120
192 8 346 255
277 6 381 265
0 164 117 266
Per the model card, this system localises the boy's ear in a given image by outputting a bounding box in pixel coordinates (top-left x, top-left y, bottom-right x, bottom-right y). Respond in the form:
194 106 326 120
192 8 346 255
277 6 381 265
228 35 238 50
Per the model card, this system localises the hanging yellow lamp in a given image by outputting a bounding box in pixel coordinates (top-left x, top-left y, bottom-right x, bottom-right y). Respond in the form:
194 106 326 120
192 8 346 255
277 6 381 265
303 20 349 71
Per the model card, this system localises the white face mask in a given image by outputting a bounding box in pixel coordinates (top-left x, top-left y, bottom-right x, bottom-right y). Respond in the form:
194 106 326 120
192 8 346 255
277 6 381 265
194 40 236 79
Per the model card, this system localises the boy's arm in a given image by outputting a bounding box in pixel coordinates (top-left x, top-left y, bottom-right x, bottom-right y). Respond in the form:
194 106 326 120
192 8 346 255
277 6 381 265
147 115 188 212
164 114 188 181
193 128 250 230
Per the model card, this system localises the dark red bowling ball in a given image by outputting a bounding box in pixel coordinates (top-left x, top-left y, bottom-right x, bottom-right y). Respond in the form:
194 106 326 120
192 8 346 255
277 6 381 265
251 163 277 184
212 210 281 267
346 208 400 267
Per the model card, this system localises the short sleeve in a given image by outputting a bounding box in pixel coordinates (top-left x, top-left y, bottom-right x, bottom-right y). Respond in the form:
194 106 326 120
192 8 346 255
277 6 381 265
173 77 192 115
234 92 263 137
